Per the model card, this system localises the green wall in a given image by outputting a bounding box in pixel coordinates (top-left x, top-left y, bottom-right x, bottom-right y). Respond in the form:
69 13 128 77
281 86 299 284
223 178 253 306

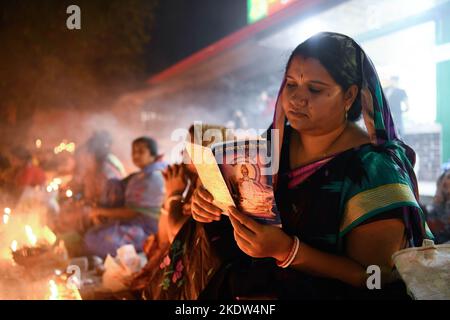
436 13 450 164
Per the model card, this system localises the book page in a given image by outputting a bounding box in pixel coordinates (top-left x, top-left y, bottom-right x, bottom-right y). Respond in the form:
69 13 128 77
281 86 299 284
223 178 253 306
185 142 235 214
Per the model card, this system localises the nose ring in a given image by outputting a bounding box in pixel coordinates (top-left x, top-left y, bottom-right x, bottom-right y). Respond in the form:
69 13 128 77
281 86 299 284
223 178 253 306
298 98 307 107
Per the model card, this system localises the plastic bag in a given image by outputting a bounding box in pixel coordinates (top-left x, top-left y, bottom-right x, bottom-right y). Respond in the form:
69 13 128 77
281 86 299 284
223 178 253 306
392 240 450 300
102 244 146 292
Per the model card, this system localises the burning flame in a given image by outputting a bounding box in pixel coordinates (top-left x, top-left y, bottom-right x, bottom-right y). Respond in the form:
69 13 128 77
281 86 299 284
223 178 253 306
47 278 82 300
48 280 59 300
8 223 57 253
23 225 57 247
10 240 18 252
42 226 57 245
66 283 82 300
25 225 37 246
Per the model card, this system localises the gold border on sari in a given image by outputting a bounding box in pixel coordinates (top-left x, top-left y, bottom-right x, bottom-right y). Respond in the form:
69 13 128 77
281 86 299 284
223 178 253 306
340 183 417 233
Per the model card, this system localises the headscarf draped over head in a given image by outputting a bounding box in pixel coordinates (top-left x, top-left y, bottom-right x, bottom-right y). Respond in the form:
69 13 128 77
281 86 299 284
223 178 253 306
273 32 398 155
272 32 409 184
271 32 432 245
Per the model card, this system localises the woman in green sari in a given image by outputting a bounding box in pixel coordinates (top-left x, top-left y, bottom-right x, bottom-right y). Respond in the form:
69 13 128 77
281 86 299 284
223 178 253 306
188 32 432 299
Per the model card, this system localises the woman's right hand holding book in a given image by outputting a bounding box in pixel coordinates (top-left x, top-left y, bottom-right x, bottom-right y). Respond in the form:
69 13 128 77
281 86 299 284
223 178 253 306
191 185 222 223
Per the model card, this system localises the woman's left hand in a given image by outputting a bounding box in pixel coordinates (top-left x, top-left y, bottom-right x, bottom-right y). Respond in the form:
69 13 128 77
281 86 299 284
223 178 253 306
163 164 187 197
228 206 293 261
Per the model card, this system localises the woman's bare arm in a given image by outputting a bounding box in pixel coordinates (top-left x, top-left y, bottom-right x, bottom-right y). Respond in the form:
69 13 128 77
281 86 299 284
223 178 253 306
345 218 405 283
93 207 138 221
289 218 405 287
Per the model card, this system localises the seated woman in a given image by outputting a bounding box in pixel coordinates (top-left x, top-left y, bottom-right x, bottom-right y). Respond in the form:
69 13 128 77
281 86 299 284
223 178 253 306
130 124 230 299
5 146 46 201
151 32 432 300
427 167 450 244
69 130 126 206
52 132 126 249
83 136 166 258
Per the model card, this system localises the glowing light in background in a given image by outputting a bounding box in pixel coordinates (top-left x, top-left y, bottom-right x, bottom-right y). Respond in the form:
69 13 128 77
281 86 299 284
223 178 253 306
65 189 73 198
46 178 62 193
35 139 42 149
25 225 38 246
66 142 75 153
42 226 57 245
301 17 329 38
53 141 76 154
287 17 329 45
247 0 294 24
363 21 437 124
3 207 11 224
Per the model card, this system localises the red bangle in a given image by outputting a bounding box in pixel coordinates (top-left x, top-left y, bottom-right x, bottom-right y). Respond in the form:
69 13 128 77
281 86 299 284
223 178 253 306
276 236 300 268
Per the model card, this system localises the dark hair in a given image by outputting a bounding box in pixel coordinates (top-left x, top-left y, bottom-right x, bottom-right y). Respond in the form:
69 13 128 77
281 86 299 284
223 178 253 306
0 153 11 170
285 33 362 121
11 146 32 162
133 136 158 156
87 130 112 161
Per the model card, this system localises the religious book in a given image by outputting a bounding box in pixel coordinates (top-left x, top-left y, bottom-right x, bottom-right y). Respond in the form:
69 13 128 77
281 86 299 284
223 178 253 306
185 139 281 226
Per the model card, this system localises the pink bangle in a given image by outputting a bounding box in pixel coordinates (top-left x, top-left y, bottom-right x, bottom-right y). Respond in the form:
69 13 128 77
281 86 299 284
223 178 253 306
276 236 300 268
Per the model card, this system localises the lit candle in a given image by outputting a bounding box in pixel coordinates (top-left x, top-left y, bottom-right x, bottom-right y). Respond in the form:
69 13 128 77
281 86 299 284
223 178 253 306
10 240 18 252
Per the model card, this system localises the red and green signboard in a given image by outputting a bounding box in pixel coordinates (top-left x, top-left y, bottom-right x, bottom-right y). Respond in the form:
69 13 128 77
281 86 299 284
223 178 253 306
247 0 295 24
